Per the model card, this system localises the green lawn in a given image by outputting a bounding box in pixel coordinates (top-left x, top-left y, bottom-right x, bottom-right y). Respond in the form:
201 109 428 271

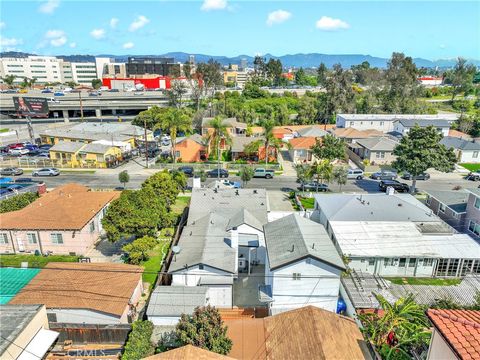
172 196 190 215
299 197 315 209
386 277 462 286
0 254 79 268
460 163 480 172
141 240 171 287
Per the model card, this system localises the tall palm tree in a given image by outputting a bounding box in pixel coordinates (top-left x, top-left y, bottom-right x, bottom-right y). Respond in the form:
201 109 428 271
308 160 333 192
29 77 37 89
244 118 283 165
208 116 231 161
1 75 16 89
155 108 192 163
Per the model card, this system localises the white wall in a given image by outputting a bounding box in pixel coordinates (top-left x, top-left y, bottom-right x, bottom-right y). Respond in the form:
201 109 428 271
49 308 121 324
426 329 457 360
269 257 342 314
171 265 232 287
348 257 436 277
149 316 181 326
336 117 394 132
237 224 266 265
459 149 480 163
397 124 449 137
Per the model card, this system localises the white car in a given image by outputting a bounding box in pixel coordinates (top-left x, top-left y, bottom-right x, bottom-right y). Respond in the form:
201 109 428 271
347 168 364 180
9 148 29 155
48 98 60 103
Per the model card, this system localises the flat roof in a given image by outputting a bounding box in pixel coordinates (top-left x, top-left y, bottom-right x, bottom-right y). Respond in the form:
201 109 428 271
337 114 459 121
147 286 207 317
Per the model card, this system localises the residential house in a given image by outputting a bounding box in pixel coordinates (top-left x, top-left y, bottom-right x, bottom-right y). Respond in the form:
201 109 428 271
393 118 451 137
464 188 480 240
201 117 247 137
50 141 123 168
175 134 208 162
231 136 264 161
448 129 472 140
0 184 119 255
10 262 144 324
336 114 458 133
294 126 328 138
440 136 480 163
350 137 398 165
263 214 345 315
330 127 384 144
166 188 269 309
145 345 234 359
0 305 59 360
288 137 317 163
424 190 468 229
426 309 480 360
273 125 335 142
225 306 371 360
312 193 480 277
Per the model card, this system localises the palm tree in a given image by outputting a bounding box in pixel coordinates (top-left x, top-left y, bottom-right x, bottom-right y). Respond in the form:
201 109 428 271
243 118 284 166
294 163 312 192
155 108 192 163
308 160 333 192
208 116 231 160
1 75 16 89
29 77 37 89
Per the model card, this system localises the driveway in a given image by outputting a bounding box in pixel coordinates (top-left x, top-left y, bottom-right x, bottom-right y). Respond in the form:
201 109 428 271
267 190 294 211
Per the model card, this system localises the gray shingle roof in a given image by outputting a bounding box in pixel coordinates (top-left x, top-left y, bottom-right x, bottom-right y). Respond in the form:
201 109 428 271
202 117 247 129
50 141 85 153
176 133 205 146
397 119 451 128
39 123 150 142
264 213 345 271
355 137 398 151
440 137 480 151
296 127 328 138
227 208 264 232
231 136 263 153
79 143 115 154
314 193 440 222
425 190 468 213
146 286 207 317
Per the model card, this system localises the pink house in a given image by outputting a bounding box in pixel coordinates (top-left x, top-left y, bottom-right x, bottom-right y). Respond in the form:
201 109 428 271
0 184 120 256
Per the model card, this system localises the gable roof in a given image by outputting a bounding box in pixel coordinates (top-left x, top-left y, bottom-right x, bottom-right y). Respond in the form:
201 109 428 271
289 136 317 149
10 263 142 317
79 142 116 154
227 208 263 232
355 137 397 151
176 133 206 146
427 309 480 360
0 184 120 230
396 118 451 128
425 190 468 213
296 126 328 137
50 141 85 153
264 213 345 271
231 136 263 153
440 136 480 151
147 286 208 317
144 345 234 359
449 129 472 140
226 306 371 360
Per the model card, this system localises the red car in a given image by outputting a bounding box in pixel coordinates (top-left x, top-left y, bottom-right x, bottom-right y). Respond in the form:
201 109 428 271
7 143 26 150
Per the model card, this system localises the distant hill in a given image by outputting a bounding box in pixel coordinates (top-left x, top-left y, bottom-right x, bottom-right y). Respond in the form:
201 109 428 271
2 51 479 69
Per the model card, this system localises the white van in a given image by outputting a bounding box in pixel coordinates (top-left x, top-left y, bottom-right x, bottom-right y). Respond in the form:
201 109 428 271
347 168 364 180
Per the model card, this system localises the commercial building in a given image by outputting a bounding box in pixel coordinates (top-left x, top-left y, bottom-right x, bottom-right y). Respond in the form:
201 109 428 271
0 56 69 84
0 304 59 360
101 76 170 90
0 184 119 255
10 262 144 324
95 57 127 79
126 57 179 77
49 141 123 168
70 62 98 84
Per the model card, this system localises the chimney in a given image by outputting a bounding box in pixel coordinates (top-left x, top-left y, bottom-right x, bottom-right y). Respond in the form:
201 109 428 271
231 227 239 273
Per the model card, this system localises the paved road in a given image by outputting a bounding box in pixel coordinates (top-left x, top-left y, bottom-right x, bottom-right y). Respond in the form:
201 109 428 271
34 170 475 194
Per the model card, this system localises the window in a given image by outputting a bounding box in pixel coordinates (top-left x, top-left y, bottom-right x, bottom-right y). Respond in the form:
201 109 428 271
379 121 384 126
350 122 354 126
447 259 460 276
408 258 416 267
425 196 431 205
436 259 449 276
474 151 479 159
89 222 95 233
199 264 204 270
399 258 406 267
423 258 434 266
468 220 480 236
460 260 474 276
292 273 301 280
475 197 480 209
50 233 64 244
439 203 446 213
473 261 480 274
453 212 460 220
175 151 180 157
375 152 386 159
27 233 37 244
368 259 375 266
0 233 8 244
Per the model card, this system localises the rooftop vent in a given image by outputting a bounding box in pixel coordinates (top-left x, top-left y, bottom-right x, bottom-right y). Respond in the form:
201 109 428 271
253 190 258 194
290 244 295 252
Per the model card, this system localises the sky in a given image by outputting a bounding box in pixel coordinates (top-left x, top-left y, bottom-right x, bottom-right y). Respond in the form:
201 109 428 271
0 0 479 60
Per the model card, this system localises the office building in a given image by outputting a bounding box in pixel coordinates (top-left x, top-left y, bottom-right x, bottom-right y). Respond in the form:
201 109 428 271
126 56 179 77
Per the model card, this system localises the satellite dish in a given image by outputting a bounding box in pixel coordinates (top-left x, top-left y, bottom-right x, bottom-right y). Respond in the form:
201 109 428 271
172 246 181 254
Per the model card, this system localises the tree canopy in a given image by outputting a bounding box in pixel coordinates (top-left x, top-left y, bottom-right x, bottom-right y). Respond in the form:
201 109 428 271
0 192 39 213
311 134 346 162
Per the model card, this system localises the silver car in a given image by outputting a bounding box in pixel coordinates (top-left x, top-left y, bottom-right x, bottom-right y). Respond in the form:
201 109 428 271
32 168 60 176
347 169 364 180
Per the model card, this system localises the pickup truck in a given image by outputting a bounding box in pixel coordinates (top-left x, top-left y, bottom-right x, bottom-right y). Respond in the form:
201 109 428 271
253 168 274 179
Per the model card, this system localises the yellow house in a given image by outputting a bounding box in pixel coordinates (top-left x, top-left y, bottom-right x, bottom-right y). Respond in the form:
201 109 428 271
49 141 122 168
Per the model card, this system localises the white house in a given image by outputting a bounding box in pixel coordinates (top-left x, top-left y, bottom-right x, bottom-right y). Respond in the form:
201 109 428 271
336 114 458 133
263 214 345 315
312 193 480 278
393 119 451 137
440 136 480 163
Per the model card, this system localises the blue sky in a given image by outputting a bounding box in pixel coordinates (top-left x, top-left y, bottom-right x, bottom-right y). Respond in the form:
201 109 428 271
1 0 479 60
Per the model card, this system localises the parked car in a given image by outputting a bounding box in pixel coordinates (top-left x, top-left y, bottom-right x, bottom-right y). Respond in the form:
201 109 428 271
176 166 194 177
14 177 34 183
0 167 23 176
0 189 10 196
347 168 364 180
108 89 120 92
38 144 52 150
7 184 23 191
32 168 60 176
378 180 410 193
7 143 26 150
298 182 329 192
133 91 144 96
54 92 65 96
89 91 101 97
253 168 274 179
48 98 60 103
161 139 171 146
41 88 53 93
219 179 241 189
207 169 229 178
9 148 29 156
370 171 397 180
18 89 28 94
401 172 430 180
466 172 480 181
25 144 39 151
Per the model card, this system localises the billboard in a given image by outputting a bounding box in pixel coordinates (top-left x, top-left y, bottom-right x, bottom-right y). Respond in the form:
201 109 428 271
13 97 49 117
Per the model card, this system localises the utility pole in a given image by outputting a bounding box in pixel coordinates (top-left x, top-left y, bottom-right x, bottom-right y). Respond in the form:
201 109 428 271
26 116 35 144
144 117 149 169
79 91 84 121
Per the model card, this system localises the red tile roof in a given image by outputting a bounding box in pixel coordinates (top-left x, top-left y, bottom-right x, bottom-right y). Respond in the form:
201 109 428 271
427 309 480 360
289 137 318 149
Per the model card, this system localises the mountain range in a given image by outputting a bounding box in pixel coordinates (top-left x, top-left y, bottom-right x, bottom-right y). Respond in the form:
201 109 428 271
1 51 479 69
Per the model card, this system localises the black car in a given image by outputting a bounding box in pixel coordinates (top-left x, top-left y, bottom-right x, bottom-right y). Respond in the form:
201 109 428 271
466 172 480 181
176 166 194 177
14 177 34 183
370 171 398 180
401 172 430 180
38 144 52 150
379 180 410 192
297 182 329 192
207 169 229 178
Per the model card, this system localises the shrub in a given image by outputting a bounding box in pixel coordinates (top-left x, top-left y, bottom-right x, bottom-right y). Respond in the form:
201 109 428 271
0 192 39 213
122 320 154 360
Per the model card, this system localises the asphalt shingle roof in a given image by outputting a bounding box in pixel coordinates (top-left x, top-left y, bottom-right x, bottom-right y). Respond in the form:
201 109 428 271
50 141 85 153
425 190 468 213
296 126 327 137
231 136 263 153
355 137 397 151
79 143 115 154
440 136 480 151
264 213 345 271
147 286 207 317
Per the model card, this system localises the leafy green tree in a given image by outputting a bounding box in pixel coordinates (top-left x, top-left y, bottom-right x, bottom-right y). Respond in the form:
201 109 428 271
196 59 223 98
266 58 283 85
91 79 102 89
122 236 158 265
333 166 348 191
118 170 130 189
242 83 269 99
392 125 456 193
317 63 328 87
321 64 356 120
155 108 192 163
133 106 167 129
295 67 308 86
311 134 346 162
122 320 155 360
297 96 317 124
176 306 232 355
64 81 78 88
239 166 254 186
170 170 188 192
167 80 189 108
244 118 283 165
1 74 16 88
141 171 182 208
308 160 333 192
0 192 39 213
294 163 312 191
444 57 477 101
358 294 430 360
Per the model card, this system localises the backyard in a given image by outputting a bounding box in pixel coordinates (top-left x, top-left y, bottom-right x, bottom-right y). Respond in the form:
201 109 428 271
0 254 79 268
386 277 462 286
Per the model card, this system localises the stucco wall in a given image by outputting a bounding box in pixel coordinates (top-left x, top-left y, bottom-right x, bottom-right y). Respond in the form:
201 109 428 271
426 329 457 360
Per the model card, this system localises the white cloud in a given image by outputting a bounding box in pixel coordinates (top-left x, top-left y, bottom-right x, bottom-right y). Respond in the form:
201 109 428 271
90 28 106 40
69 42 76 48
43 30 67 47
201 0 227 11
122 42 134 49
110 18 119 29
0 36 23 47
0 22 5 29
129 15 149 32
38 0 60 14
266 9 292 26
315 16 350 31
